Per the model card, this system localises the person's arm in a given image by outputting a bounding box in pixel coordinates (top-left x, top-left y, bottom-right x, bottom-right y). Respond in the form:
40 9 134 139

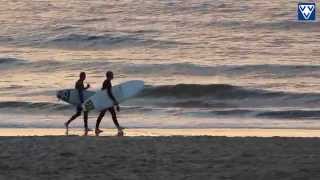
85 83 90 90
106 83 120 112
107 86 118 105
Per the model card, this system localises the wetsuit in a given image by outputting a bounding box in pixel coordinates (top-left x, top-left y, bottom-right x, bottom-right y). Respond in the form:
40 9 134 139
66 79 89 129
95 79 120 130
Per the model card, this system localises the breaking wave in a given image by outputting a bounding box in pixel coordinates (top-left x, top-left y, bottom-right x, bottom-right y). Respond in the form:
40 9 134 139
141 84 289 99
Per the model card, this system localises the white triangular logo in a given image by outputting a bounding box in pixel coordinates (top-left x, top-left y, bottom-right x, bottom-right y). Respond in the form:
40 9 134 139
299 5 315 19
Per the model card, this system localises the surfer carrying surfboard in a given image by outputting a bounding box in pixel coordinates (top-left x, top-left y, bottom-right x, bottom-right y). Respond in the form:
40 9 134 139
65 72 91 134
95 71 124 135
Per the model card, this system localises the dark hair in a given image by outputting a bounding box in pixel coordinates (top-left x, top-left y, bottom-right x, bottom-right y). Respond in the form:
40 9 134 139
106 71 113 77
80 72 86 79
80 72 86 76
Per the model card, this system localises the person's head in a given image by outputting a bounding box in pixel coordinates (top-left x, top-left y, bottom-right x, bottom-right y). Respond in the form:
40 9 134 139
106 71 114 80
79 72 86 80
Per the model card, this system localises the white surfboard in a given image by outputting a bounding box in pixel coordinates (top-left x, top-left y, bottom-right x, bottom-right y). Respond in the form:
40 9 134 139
57 89 95 106
83 80 144 112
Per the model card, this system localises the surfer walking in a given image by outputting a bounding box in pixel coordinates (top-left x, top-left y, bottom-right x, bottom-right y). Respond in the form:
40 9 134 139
65 72 91 134
95 71 124 136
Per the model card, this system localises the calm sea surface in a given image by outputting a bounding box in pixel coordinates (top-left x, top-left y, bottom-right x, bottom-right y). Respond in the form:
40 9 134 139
0 0 320 128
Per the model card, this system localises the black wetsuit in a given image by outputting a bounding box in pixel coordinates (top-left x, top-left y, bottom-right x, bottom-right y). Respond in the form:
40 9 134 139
66 79 88 129
95 79 120 130
75 80 85 110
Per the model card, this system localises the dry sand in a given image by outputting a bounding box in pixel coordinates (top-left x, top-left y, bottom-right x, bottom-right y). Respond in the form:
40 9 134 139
0 135 320 180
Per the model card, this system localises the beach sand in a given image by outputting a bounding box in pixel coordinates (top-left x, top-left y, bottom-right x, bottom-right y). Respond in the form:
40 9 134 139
2 128 320 137
0 130 320 180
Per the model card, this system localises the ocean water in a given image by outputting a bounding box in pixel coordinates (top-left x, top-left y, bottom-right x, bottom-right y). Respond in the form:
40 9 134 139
0 0 320 129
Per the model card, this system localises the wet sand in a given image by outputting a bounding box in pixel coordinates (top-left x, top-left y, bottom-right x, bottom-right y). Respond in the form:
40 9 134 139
0 129 320 179
2 128 320 137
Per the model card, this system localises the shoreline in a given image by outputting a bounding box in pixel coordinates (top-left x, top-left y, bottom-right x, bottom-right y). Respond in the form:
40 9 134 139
1 128 320 137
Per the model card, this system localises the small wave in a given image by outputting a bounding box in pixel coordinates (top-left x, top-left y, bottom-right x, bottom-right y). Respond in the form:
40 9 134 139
190 109 320 120
0 101 71 111
206 109 256 116
0 101 155 114
0 57 26 65
155 100 236 108
79 17 108 23
139 84 320 110
257 110 320 119
8 58 319 79
28 60 63 72
45 33 184 49
0 36 13 43
53 25 77 31
122 63 320 78
140 84 284 99
172 101 230 108
2 100 320 120
0 58 64 72
208 20 320 31
0 85 25 90
248 21 320 31
224 64 320 78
